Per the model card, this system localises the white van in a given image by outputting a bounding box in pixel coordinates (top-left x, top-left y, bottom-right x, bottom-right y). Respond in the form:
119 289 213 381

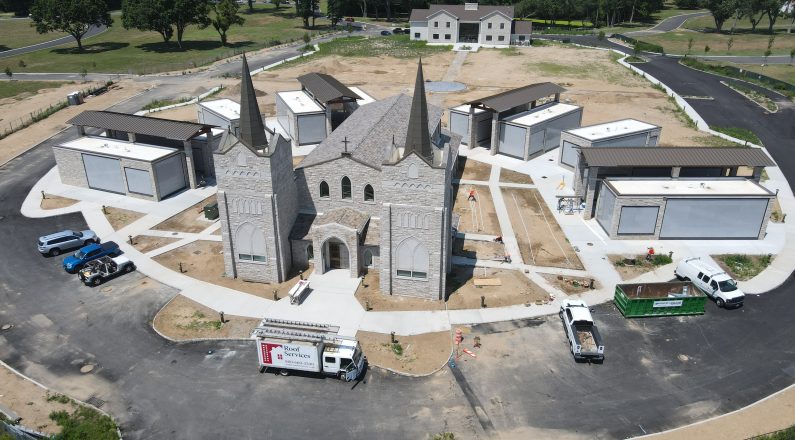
674 257 744 308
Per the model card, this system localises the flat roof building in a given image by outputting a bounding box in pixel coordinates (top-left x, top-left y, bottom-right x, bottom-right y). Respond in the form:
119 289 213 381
559 119 661 169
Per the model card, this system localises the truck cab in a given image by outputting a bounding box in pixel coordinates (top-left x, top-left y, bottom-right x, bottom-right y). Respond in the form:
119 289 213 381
322 341 366 381
675 257 744 308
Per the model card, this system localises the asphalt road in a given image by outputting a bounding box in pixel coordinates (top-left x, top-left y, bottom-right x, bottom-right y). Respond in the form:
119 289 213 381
625 11 710 36
0 24 108 59
1 31 795 440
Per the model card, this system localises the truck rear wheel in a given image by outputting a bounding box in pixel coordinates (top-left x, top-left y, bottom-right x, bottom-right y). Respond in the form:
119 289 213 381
279 369 289 376
49 248 61 257
92 277 102 286
124 264 135 273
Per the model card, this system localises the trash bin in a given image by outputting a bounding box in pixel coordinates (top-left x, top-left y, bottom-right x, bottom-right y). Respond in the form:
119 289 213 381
67 91 83 106
204 202 219 220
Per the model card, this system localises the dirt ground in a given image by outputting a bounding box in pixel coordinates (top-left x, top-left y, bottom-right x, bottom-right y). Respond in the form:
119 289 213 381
446 266 550 309
453 237 505 261
103 206 145 231
152 240 312 299
152 294 261 340
499 168 534 185
540 272 597 295
452 184 501 236
0 366 73 435
455 157 492 181
152 195 217 233
357 331 451 375
503 188 583 270
609 255 668 281
39 194 78 210
131 235 181 253
355 272 444 311
0 80 149 165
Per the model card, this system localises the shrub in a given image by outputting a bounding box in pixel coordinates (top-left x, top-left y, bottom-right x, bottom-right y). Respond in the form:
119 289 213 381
49 406 118 440
597 30 605 40
391 342 403 356
652 254 673 266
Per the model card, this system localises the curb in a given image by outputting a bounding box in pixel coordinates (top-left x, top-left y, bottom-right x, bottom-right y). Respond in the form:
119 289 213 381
0 359 124 439
150 294 256 343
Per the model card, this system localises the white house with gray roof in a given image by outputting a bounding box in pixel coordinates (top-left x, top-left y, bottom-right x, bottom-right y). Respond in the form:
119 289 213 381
409 3 532 46
214 57 460 300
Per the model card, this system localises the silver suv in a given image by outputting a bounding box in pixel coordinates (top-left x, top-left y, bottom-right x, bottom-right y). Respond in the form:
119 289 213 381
38 230 98 256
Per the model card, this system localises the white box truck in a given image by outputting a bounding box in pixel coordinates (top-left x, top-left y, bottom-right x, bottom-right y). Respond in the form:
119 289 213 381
252 318 365 381
674 257 745 308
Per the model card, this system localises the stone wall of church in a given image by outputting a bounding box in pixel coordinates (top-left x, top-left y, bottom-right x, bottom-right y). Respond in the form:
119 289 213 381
294 156 382 218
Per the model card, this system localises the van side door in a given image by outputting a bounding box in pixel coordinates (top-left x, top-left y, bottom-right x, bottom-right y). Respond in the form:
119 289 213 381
323 355 340 374
709 279 720 296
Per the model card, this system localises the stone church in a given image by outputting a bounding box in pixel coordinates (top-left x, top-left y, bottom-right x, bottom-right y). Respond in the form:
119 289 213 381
214 55 460 299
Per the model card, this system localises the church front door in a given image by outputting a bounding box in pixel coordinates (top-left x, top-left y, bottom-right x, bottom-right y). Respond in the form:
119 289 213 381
329 242 343 269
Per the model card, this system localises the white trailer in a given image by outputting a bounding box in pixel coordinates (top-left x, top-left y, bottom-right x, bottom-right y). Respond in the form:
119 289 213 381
252 318 365 381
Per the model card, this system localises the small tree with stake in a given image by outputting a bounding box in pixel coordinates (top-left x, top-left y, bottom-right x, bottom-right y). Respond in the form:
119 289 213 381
211 0 245 46
30 0 112 52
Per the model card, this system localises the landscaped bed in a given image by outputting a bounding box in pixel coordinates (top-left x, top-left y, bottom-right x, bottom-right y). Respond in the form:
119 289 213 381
455 157 492 181
540 273 597 295
355 272 444 312
357 331 452 375
131 235 181 254
103 206 145 231
715 254 772 281
40 194 78 210
153 294 260 340
446 266 549 309
452 238 505 261
499 167 533 185
502 188 583 269
610 254 674 280
152 195 217 233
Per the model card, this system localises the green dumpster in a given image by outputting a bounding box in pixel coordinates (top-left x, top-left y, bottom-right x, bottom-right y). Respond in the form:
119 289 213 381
614 282 706 318
204 202 219 220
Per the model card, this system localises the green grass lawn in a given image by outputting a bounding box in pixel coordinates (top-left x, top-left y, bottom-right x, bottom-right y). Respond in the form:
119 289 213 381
0 17 68 50
712 126 763 145
605 4 707 32
638 28 795 55
275 34 450 69
0 4 335 74
690 59 795 85
0 80 70 99
683 13 794 32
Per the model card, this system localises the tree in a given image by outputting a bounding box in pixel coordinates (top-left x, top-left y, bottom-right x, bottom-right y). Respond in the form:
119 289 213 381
762 0 787 34
0 0 34 17
706 0 737 32
327 0 343 27
727 36 734 51
122 0 174 42
173 0 211 48
296 0 317 28
741 0 766 32
211 0 244 46
247 0 253 13
29 0 112 51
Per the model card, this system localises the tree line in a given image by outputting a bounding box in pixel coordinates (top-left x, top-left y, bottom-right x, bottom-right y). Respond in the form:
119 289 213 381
697 0 790 33
2 0 249 50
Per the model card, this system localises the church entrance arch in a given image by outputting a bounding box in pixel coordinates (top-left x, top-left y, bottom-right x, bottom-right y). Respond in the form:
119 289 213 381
322 237 350 272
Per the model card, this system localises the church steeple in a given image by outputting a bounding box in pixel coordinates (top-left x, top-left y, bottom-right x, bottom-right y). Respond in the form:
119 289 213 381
403 58 433 160
239 53 268 150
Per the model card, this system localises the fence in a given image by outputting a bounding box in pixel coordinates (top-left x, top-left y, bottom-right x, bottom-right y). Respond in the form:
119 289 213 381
0 82 113 141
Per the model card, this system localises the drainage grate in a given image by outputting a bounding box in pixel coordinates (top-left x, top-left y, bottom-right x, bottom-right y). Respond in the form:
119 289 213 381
85 395 105 408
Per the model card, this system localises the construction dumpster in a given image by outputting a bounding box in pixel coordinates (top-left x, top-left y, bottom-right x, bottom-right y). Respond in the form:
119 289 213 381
614 282 706 318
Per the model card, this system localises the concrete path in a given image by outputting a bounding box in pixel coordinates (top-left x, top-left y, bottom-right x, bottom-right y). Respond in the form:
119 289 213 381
624 11 710 36
429 50 468 107
0 24 108 59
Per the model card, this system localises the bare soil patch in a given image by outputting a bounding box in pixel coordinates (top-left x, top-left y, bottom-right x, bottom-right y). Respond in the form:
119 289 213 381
153 294 261 340
0 366 73 435
455 157 492 181
357 331 451 375
131 235 181 254
503 188 583 269
499 168 534 185
40 194 78 210
355 272 444 311
770 197 784 223
103 206 145 231
452 237 505 261
152 195 217 233
453 184 501 236
446 265 549 309
540 273 597 295
153 240 311 299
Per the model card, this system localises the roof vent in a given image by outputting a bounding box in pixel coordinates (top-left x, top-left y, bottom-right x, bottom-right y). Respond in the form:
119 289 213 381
464 2 478 10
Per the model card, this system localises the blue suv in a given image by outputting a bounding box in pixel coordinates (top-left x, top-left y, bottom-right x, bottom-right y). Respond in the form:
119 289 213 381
63 241 120 273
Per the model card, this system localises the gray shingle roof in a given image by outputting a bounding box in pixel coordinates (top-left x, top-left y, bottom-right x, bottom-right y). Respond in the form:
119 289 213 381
580 147 776 168
68 111 212 141
410 4 514 21
465 82 565 113
296 94 444 170
239 53 269 150
314 207 370 232
298 73 361 103
404 59 433 161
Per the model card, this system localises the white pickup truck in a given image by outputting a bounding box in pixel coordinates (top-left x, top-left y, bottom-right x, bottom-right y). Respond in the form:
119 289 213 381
559 299 605 363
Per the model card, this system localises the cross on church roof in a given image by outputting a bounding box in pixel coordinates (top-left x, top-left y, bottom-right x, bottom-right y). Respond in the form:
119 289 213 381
342 136 350 154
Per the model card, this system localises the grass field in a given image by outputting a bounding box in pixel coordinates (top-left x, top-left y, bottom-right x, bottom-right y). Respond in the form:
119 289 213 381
0 5 335 74
691 59 795 86
0 80 70 99
274 34 450 69
0 18 69 50
683 13 794 33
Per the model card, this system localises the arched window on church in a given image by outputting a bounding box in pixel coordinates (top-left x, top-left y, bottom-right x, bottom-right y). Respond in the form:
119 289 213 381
307 244 314 260
364 184 374 202
236 223 267 263
408 163 419 179
396 237 428 279
319 181 330 198
341 176 352 199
